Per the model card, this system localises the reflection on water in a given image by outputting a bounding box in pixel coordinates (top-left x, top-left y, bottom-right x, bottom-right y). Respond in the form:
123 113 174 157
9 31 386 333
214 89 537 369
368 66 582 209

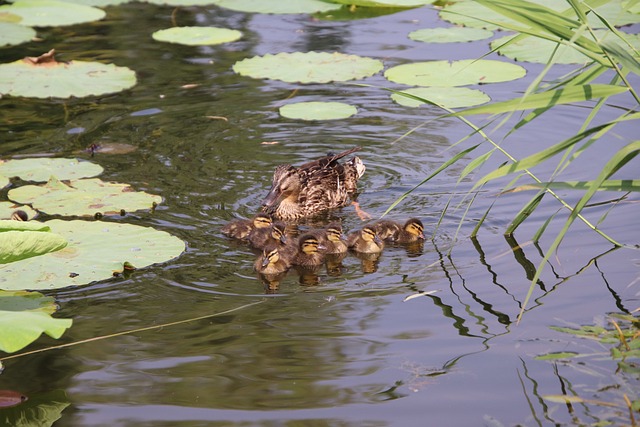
1 2 639 427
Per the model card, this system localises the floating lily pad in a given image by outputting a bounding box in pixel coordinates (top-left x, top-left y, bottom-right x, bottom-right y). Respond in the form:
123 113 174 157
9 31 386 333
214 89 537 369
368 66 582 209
58 0 130 6
0 220 186 290
492 31 640 64
0 0 105 27
0 290 72 353
8 176 162 217
280 101 357 120
215 0 341 14
0 203 37 221
152 26 242 46
384 59 527 87
391 87 490 109
140 0 219 5
0 157 103 182
0 50 137 99
439 0 640 30
409 27 493 43
0 175 7 190
0 221 68 264
331 0 433 6
0 22 35 47
233 51 384 83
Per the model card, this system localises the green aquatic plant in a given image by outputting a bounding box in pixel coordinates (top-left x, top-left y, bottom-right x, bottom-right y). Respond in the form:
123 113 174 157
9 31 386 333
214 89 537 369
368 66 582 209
385 0 640 321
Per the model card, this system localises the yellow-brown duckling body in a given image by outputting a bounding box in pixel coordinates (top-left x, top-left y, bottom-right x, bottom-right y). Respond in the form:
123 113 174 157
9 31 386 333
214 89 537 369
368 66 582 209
291 234 326 268
254 248 291 275
310 222 347 254
248 221 288 251
347 226 384 254
374 218 425 243
262 147 365 221
221 213 272 240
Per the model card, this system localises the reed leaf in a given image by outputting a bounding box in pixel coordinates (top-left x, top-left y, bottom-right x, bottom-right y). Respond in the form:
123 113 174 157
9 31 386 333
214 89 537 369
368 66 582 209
504 180 640 193
505 191 546 236
454 84 628 117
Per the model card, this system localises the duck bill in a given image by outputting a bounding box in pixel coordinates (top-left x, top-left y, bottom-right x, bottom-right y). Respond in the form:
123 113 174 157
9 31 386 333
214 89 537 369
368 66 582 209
262 255 271 268
262 186 281 208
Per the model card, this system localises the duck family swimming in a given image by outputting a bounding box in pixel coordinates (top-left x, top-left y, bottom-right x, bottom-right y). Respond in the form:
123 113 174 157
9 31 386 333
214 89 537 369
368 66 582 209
221 148 426 286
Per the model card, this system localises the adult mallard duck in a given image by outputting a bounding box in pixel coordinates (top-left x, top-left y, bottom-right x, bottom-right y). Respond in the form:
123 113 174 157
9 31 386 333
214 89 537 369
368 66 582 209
262 147 366 221
374 218 425 243
347 226 384 254
221 213 272 240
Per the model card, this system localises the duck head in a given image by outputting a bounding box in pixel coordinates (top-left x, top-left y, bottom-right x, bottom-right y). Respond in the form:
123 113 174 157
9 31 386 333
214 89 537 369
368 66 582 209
262 165 301 208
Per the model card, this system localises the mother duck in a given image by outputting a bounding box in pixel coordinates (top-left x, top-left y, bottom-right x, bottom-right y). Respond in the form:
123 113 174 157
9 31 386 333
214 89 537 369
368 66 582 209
262 147 365 220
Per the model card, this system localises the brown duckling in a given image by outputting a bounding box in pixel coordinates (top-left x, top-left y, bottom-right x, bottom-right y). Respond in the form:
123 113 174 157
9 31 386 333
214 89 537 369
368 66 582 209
347 226 384 253
310 222 347 254
221 213 272 240
254 247 291 275
291 234 326 268
248 221 288 251
262 147 365 220
374 218 425 243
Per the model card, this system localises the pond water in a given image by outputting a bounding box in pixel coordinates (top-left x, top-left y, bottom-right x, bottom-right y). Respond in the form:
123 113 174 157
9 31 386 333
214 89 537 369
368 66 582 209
1 3 639 426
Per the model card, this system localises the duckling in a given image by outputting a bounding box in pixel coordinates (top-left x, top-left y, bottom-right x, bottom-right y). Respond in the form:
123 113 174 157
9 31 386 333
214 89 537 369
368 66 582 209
11 210 28 221
309 222 347 254
347 226 384 253
291 234 326 268
262 147 365 220
254 247 291 275
221 213 272 240
248 221 288 251
374 218 425 243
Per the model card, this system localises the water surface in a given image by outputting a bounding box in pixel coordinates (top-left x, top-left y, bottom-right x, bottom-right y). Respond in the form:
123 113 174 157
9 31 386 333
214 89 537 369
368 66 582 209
1 3 639 426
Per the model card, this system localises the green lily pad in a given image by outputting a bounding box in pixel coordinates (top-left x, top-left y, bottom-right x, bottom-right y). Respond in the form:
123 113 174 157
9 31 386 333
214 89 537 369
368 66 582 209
8 176 163 217
331 0 433 6
0 50 137 99
215 0 341 14
0 175 8 189
140 0 219 6
0 290 72 353
492 31 640 64
0 220 186 290
0 0 105 27
152 26 242 46
384 59 527 87
279 101 357 120
58 0 130 6
0 220 68 264
0 22 35 47
391 87 490 109
0 203 37 221
439 0 640 30
233 51 384 83
0 157 103 182
409 27 493 43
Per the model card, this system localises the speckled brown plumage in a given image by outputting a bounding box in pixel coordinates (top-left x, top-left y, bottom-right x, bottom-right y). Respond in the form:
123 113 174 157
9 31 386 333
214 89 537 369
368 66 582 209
262 147 365 220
